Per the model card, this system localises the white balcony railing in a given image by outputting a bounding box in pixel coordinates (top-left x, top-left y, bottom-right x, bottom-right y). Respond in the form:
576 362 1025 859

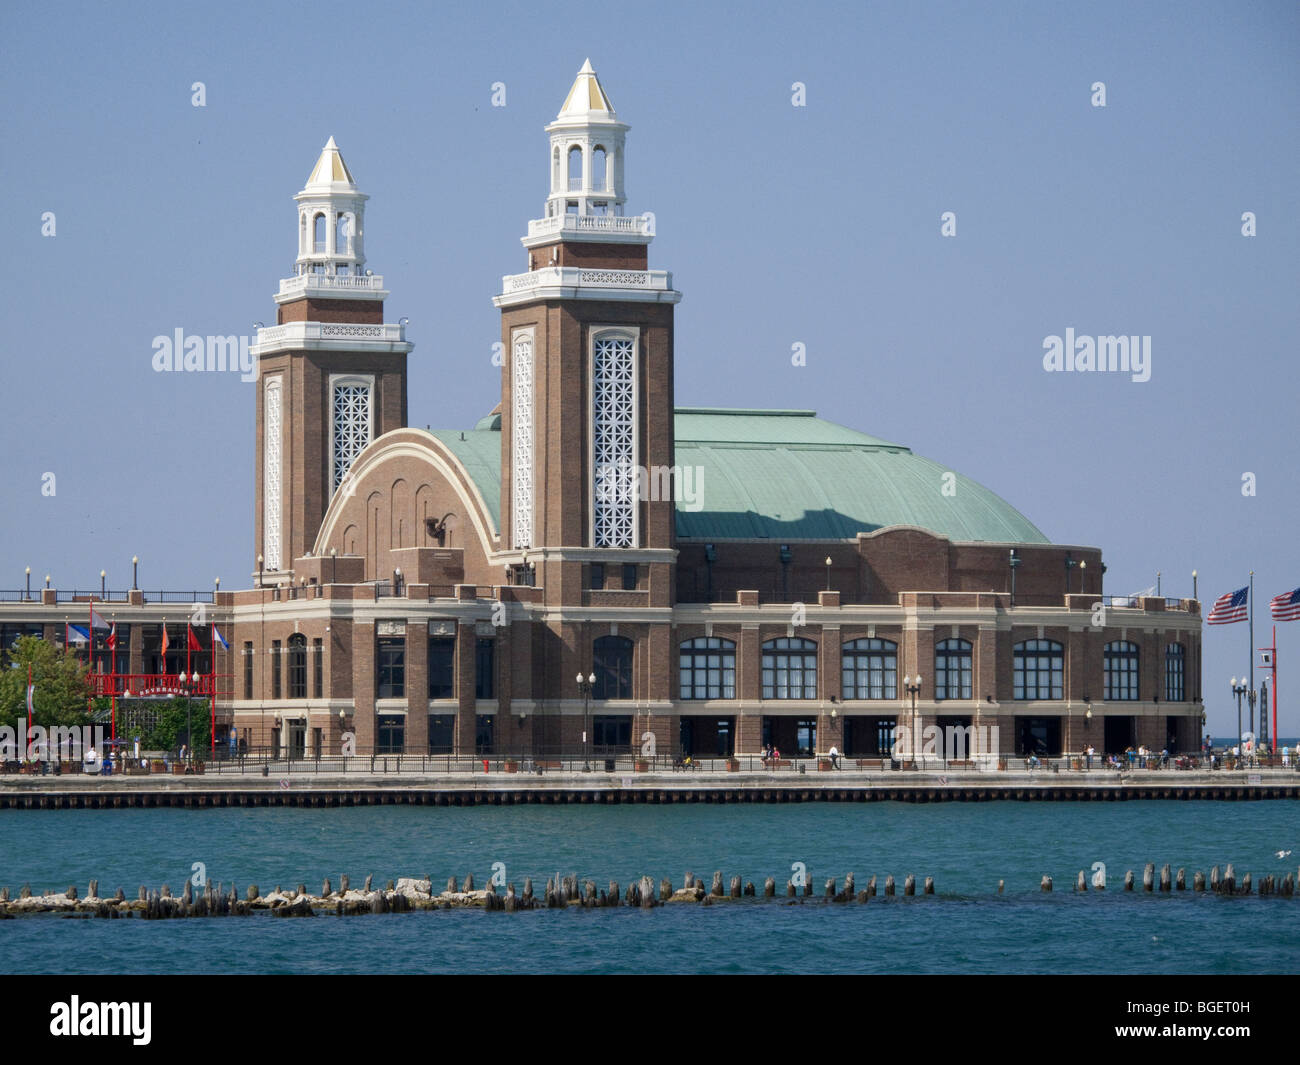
254 321 408 350
278 273 386 298
501 266 673 295
526 214 651 239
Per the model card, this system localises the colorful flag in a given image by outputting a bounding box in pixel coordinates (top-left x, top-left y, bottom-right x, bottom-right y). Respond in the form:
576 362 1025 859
1269 587 1300 622
106 623 117 651
212 624 229 651
89 608 110 630
160 626 170 660
26 683 35 717
66 624 90 644
187 627 202 652
1207 586 1249 625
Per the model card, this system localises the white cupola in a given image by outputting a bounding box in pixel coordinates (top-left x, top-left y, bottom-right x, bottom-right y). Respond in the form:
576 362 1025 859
293 137 368 277
544 60 629 219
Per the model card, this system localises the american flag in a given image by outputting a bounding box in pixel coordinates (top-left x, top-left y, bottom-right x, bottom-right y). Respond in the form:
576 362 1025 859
1207 586 1249 625
1271 587 1300 622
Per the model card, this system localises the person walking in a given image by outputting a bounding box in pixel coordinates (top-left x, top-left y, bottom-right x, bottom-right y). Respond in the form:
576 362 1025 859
828 744 840 770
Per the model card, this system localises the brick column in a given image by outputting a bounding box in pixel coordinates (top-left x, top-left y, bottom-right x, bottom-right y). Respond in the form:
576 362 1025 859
405 622 428 754
737 625 761 754
352 621 375 754
455 622 476 756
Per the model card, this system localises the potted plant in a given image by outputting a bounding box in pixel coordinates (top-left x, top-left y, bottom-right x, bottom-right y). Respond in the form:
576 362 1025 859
818 757 832 771
150 759 165 773
634 756 651 772
725 756 740 772
504 757 519 774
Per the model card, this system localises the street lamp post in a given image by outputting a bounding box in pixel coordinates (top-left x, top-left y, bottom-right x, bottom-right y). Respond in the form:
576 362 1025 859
1230 678 1247 770
24 566 30 601
824 556 832 592
329 547 337 584
132 556 138 591
100 570 106 598
903 674 922 769
576 672 595 771
1009 549 1020 606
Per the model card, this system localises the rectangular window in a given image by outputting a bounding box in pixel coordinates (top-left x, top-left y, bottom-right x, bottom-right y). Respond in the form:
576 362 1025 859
428 714 455 754
475 638 495 700
313 638 323 698
1165 643 1186 702
592 714 632 749
271 640 282 700
622 563 638 591
428 636 456 699
762 638 817 700
287 639 307 700
589 563 604 590
243 642 253 700
475 715 495 753
377 635 405 699
679 638 736 699
1104 642 1140 702
376 714 404 754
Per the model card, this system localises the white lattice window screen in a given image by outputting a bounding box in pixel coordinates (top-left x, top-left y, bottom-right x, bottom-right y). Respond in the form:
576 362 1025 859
332 382 372 491
512 333 534 548
264 379 283 571
593 335 636 547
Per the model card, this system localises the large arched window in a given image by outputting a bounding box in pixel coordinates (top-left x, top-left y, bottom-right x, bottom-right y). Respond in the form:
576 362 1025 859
762 637 817 700
842 638 897 700
592 332 637 547
591 146 607 190
330 374 374 491
934 638 973 701
1105 641 1140 701
287 634 307 699
593 635 633 700
1013 639 1064 700
335 213 351 259
679 637 736 700
1165 642 1186 702
313 212 326 252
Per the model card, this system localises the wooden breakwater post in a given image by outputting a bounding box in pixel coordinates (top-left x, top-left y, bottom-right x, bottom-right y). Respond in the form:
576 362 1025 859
1223 864 1236 895
1076 871 1087 892
730 876 742 899
1176 868 1186 891
1123 870 1134 892
786 878 796 897
1143 863 1155 892
744 880 755 897
867 875 877 898
639 875 657 909
904 874 915 897
884 875 895 897
844 873 855 898
1193 870 1206 892
1241 872 1252 896
1041 875 1052 892
825 878 836 899
924 876 934 896
764 876 775 898
1160 864 1171 892
711 871 724 897
1210 865 1220 892
997 880 1004 894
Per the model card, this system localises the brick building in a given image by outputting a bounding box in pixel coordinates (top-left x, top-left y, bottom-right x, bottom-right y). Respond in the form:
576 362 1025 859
3 62 1204 764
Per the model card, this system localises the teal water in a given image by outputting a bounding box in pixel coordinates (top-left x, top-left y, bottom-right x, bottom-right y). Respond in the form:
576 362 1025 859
1 802 1297 974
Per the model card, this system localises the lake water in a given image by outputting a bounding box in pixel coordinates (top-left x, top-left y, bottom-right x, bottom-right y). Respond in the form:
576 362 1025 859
1 802 1296 974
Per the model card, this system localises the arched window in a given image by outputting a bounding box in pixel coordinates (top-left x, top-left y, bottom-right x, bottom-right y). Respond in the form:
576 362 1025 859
593 635 633 700
842 638 897 700
552 146 561 192
287 634 307 699
679 637 736 700
762 637 817 700
1013 639 1064 700
336 213 350 256
1165 643 1186 702
591 146 607 190
568 145 583 191
313 213 326 252
1105 640 1140 701
934 638 973 701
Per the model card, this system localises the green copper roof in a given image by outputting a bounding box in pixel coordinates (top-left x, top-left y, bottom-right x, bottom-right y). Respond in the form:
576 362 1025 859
673 409 1048 543
436 408 1049 545
431 429 502 529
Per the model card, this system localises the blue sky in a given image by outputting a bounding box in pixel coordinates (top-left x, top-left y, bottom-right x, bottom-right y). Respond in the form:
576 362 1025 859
1 0 1296 732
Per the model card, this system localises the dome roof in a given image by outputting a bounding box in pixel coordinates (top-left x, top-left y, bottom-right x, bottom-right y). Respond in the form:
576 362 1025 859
435 407 1050 545
672 408 1049 543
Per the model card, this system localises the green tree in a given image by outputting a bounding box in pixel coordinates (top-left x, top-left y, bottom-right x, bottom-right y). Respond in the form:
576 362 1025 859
0 636 92 731
140 699 212 756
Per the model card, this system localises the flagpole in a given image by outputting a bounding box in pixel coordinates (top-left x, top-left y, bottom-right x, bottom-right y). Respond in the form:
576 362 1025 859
27 663 33 730
1248 571 1255 744
1272 624 1278 761
210 624 217 765
110 624 116 746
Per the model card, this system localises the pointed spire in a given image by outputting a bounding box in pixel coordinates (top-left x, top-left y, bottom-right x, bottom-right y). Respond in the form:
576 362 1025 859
305 136 356 189
557 59 616 120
